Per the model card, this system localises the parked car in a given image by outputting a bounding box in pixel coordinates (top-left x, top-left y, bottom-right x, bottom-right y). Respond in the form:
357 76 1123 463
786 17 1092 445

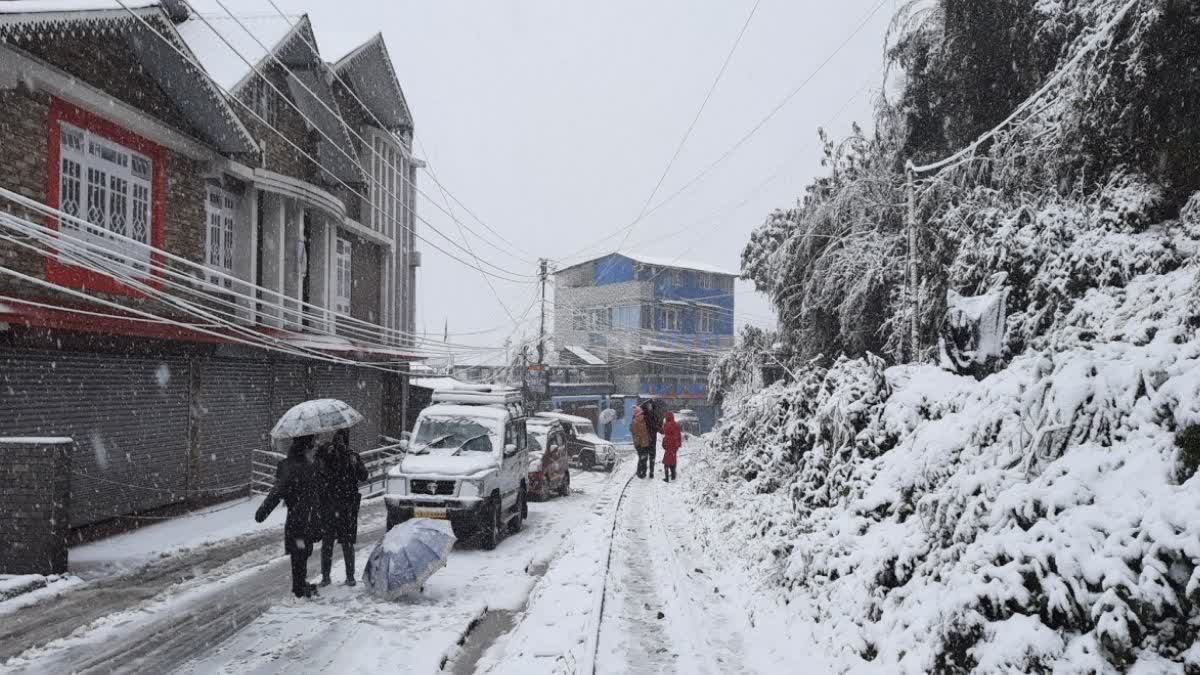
674 408 701 436
384 387 529 550
536 412 616 472
525 417 571 500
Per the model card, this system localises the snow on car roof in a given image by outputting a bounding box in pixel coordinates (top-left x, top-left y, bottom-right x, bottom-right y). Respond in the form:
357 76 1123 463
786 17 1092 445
420 403 510 422
536 412 592 425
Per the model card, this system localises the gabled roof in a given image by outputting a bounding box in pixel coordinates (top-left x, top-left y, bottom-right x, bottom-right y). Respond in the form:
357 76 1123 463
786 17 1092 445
0 1 257 155
331 33 413 131
178 12 363 183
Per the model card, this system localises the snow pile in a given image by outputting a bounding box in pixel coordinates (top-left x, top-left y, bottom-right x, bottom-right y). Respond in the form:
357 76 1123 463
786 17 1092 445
697 262 1200 672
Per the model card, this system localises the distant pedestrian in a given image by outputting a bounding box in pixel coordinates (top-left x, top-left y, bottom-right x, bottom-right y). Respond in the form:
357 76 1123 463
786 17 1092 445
661 412 681 483
631 406 652 478
318 429 368 587
599 406 618 441
640 400 663 478
255 434 324 598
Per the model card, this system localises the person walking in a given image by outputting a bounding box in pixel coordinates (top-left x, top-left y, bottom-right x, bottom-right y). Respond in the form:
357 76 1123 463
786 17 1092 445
318 429 368 587
631 405 652 478
255 434 324 598
641 400 663 479
661 411 681 482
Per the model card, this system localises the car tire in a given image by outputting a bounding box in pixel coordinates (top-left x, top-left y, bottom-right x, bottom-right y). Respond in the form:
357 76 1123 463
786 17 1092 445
581 450 595 471
510 486 527 534
386 508 409 531
481 495 502 550
559 470 571 497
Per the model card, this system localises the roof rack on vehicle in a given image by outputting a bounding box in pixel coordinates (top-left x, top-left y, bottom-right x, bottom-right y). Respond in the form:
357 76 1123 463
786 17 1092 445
431 386 524 407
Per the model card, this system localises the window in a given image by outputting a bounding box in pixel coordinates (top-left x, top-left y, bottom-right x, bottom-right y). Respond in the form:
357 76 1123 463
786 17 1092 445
58 122 152 268
369 132 406 238
249 76 276 126
613 304 640 330
658 306 681 332
205 183 238 287
334 236 352 314
699 274 715 290
589 307 611 331
670 269 684 287
698 308 715 333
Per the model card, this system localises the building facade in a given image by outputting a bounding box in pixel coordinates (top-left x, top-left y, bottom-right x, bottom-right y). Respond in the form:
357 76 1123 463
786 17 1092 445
0 3 421 529
554 253 735 436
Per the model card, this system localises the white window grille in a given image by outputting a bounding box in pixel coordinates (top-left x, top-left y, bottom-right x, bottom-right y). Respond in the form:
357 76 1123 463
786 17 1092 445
613 304 640 330
698 308 715 333
204 183 239 287
58 122 152 270
658 306 681 332
334 236 352 315
699 274 715 290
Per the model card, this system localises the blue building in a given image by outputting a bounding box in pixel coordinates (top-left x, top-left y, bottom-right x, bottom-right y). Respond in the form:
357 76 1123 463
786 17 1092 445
553 252 736 438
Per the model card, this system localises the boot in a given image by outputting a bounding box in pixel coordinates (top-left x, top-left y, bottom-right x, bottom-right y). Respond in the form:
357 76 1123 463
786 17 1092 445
343 543 357 586
320 542 334 586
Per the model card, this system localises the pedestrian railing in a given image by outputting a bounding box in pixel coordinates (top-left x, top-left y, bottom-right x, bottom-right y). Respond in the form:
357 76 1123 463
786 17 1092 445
250 442 406 498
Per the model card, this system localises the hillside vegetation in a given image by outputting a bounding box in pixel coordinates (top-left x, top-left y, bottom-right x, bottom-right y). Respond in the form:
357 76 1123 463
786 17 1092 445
703 1 1200 671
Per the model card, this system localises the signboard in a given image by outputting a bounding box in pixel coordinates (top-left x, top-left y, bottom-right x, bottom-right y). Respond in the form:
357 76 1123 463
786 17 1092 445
525 364 547 394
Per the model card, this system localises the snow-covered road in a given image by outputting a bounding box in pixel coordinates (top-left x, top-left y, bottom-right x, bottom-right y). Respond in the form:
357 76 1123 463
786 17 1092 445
1 443 800 674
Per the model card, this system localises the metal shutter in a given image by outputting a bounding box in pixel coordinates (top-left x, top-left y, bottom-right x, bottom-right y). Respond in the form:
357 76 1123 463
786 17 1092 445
195 359 271 494
0 349 190 527
270 361 310 422
311 365 383 451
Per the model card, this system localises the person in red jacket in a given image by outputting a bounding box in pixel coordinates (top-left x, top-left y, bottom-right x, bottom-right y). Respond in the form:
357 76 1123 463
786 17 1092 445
661 411 681 482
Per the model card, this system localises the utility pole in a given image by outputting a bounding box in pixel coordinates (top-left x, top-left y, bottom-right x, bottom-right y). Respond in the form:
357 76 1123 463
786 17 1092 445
536 258 548 365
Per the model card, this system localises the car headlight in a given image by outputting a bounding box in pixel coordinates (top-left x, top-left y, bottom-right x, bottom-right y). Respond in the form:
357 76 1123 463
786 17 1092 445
387 477 407 496
459 479 484 498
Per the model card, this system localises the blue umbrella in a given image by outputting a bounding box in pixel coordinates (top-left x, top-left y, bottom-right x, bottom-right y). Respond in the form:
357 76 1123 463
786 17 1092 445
364 519 456 599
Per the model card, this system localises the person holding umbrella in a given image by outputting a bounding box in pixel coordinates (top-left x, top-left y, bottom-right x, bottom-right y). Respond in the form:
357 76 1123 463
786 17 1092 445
319 428 368 587
257 399 364 598
255 434 324 598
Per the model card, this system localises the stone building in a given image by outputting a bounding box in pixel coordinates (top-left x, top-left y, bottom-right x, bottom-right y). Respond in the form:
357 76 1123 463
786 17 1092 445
0 2 421 529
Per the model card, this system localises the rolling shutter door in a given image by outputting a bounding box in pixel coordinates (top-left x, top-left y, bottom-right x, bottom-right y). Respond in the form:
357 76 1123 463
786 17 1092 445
195 359 271 494
271 361 310 423
0 349 190 527
311 365 383 451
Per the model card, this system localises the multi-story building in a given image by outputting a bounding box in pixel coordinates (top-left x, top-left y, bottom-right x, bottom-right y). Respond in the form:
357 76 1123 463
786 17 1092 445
554 252 735 435
0 2 421 529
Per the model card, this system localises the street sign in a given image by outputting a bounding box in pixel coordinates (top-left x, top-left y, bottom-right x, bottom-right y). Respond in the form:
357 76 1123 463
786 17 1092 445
526 364 547 395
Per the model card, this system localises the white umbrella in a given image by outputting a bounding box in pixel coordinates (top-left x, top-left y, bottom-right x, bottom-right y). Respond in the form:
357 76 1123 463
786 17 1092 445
270 398 363 440
364 519 456 599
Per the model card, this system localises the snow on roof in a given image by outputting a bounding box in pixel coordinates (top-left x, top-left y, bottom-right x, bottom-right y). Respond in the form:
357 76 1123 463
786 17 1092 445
536 411 592 425
421 403 510 422
176 13 300 91
412 377 467 391
617 252 736 277
641 344 692 355
564 345 605 366
0 0 157 12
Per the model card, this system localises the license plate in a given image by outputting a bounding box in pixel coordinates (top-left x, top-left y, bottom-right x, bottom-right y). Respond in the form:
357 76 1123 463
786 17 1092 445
414 507 447 520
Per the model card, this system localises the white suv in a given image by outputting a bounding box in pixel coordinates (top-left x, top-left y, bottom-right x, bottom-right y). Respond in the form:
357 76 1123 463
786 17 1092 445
385 388 529 550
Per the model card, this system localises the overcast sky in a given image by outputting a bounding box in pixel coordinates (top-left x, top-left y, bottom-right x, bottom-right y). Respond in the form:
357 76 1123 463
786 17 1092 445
269 0 894 360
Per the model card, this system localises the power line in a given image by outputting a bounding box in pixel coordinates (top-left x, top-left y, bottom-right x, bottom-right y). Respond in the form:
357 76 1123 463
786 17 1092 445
561 0 890 264
116 0 535 284
568 0 762 269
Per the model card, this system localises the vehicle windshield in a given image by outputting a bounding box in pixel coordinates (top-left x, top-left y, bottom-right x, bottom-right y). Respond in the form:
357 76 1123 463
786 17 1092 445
527 429 548 451
412 415 496 453
574 422 595 436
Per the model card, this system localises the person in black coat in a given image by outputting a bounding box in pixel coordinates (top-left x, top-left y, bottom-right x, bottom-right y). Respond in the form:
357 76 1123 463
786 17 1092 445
255 434 324 598
318 429 368 586
641 399 663 478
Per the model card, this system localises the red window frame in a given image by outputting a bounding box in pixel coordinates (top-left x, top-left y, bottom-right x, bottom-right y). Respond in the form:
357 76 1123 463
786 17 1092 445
45 97 167 296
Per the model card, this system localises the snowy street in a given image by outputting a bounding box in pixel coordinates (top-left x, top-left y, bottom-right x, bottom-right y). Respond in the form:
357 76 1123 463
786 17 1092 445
0 444 795 675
